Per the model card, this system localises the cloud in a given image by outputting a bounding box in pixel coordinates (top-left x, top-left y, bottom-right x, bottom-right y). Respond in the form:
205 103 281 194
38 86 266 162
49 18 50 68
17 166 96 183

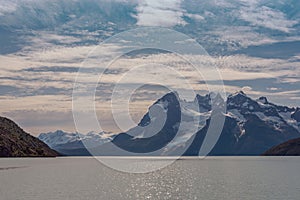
28 32 82 46
184 13 205 21
133 0 207 27
267 87 279 91
134 0 186 27
242 86 252 91
212 26 278 48
0 84 71 97
22 66 80 73
235 41 300 59
1 0 300 134
0 85 22 96
239 4 298 33
0 1 17 16
1 49 300 133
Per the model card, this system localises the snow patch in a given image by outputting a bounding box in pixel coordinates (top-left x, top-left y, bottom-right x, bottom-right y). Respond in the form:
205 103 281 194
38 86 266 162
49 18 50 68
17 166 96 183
227 109 246 122
279 112 300 132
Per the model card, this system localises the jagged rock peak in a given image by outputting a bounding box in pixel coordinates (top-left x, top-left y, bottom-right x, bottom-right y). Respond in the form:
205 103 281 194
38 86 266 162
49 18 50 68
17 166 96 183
228 90 247 98
292 108 300 122
257 96 268 104
194 93 212 110
227 91 250 104
195 93 210 101
157 91 179 102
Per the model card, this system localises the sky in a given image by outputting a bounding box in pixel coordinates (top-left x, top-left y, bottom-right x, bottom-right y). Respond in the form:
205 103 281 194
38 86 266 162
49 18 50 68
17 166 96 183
0 0 299 135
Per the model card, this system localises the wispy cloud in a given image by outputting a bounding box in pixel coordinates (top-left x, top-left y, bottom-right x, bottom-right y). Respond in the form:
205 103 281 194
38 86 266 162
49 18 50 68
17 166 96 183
134 0 186 27
0 1 17 16
211 26 278 48
239 3 298 33
133 0 207 27
1 51 299 134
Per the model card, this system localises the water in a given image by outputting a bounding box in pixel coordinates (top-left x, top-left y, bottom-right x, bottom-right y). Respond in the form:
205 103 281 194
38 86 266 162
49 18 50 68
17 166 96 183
1 157 300 200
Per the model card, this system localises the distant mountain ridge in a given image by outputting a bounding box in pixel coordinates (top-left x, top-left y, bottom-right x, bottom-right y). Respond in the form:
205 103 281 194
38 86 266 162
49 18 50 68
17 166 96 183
0 117 58 157
38 130 115 156
39 91 300 156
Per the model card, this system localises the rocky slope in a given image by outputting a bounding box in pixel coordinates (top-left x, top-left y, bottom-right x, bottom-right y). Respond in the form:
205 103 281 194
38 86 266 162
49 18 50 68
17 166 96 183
0 117 58 157
263 138 300 156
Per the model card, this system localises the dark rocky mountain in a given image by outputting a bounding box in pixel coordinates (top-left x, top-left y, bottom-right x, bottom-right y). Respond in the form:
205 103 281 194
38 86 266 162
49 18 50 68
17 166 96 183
110 91 300 156
263 138 300 156
0 116 58 157
101 91 300 156
112 92 181 154
185 91 300 156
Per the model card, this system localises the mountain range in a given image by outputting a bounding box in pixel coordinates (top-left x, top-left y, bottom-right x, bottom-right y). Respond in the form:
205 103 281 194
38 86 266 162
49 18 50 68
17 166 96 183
38 91 300 156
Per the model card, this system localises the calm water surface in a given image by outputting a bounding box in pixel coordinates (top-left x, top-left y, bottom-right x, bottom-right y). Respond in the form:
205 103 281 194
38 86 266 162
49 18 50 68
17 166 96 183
0 157 300 200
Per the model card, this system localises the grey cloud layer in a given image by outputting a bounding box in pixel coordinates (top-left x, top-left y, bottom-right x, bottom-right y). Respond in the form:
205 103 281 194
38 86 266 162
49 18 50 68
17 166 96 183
0 0 299 55
0 0 299 134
